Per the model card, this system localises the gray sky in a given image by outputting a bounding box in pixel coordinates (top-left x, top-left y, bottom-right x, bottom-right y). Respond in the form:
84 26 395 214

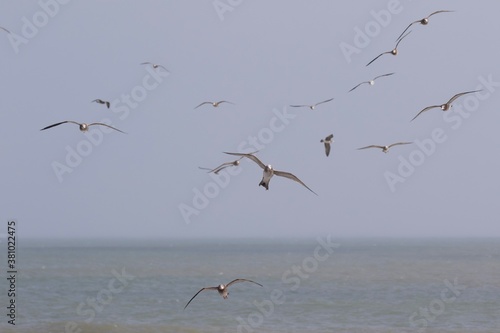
1 0 499 239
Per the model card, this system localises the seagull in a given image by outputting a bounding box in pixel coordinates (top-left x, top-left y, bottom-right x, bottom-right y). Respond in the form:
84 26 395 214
396 10 454 42
194 101 234 109
199 157 244 174
357 142 412 153
289 98 334 110
320 134 334 157
184 278 263 310
0 26 10 34
223 151 317 195
348 73 395 92
366 31 412 67
141 62 169 71
92 99 111 109
40 121 125 134
411 90 482 121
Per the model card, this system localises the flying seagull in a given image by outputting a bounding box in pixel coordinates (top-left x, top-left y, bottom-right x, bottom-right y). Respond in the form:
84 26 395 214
289 97 334 110
411 90 481 121
141 62 169 71
194 101 234 109
92 99 111 109
184 278 263 310
320 134 334 157
223 151 317 195
199 157 244 174
366 31 412 67
40 121 125 134
396 10 454 42
357 142 412 153
348 73 395 92
0 26 10 34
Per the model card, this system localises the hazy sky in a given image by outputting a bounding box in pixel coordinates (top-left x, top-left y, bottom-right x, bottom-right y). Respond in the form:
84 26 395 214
1 0 499 239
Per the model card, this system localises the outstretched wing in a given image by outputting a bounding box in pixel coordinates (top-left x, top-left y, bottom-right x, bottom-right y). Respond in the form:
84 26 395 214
388 142 412 148
223 152 266 170
357 145 384 150
315 98 334 106
428 10 454 18
273 170 317 195
88 123 126 134
194 101 212 109
348 82 367 92
374 72 395 80
447 90 481 105
183 287 218 310
395 21 418 42
289 104 309 108
225 278 263 288
40 121 80 131
395 30 412 49
217 100 234 105
366 51 389 67
0 26 10 34
410 105 440 121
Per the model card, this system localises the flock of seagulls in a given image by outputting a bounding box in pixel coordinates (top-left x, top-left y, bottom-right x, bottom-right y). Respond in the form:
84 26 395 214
16 5 482 311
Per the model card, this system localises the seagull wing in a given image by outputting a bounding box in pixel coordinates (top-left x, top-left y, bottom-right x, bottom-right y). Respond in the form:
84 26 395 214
183 287 218 310
194 102 212 109
395 21 417 42
40 121 80 131
357 145 385 150
388 142 413 148
366 51 390 67
217 100 234 105
446 90 481 105
0 26 10 33
395 30 412 48
348 82 367 92
273 170 317 195
223 152 266 170
140 62 152 65
315 98 334 106
88 123 126 134
210 161 236 174
374 72 395 80
428 10 454 18
289 104 309 108
325 134 334 141
225 278 263 288
411 105 441 121
324 142 331 157
106 101 110 109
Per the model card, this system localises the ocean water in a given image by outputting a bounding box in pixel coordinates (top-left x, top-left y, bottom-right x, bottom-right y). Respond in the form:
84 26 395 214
1 238 499 333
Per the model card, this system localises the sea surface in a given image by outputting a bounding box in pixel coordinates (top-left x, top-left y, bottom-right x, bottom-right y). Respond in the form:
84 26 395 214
1 238 499 333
